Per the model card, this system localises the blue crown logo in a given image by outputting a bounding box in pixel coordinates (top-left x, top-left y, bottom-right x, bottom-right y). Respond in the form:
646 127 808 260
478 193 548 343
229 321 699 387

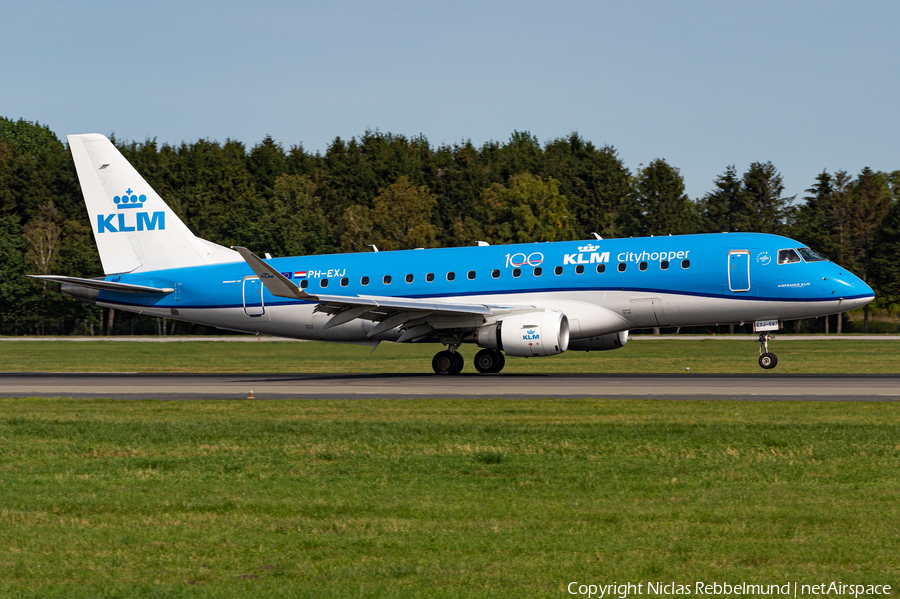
113 188 147 210
578 243 599 252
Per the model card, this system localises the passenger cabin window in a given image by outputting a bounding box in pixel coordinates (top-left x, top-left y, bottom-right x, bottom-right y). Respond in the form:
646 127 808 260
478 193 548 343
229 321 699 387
639 261 648 271
340 277 349 287
513 268 521 278
681 259 690 269
660 260 669 270
300 279 309 289
617 263 626 272
797 247 827 262
596 264 605 274
320 278 328 288
778 249 801 264
405 274 414 283
383 275 392 284
467 270 476 280
447 271 456 281
361 276 369 286
533 266 542 277
426 273 435 282
554 266 563 275
491 269 500 279
575 265 584 274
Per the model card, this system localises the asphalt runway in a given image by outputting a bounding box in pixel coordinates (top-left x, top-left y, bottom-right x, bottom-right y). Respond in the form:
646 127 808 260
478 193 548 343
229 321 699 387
1 372 898 401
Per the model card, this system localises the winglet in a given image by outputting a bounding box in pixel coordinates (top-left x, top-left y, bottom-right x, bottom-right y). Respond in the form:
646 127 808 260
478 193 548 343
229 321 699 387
232 246 319 301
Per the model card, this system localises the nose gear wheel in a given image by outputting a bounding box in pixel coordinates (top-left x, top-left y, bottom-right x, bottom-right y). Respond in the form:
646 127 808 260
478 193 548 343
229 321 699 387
757 333 778 369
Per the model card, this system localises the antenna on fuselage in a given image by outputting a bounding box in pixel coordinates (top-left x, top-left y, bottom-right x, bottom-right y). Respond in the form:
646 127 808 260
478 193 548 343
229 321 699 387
591 232 602 240
476 241 489 246
368 245 379 252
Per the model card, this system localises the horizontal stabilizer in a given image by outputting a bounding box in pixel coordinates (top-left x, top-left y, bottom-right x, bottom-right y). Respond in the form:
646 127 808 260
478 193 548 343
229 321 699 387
28 275 174 294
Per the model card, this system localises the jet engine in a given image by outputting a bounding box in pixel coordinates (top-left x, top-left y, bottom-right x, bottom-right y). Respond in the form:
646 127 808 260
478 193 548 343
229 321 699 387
567 330 629 351
475 310 569 357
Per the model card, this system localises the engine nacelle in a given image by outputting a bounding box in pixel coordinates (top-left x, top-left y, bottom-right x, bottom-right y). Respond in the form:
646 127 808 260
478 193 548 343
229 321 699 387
476 310 569 357
567 330 629 352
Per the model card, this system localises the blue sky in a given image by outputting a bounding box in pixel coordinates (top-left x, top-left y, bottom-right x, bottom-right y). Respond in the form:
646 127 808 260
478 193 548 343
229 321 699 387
2 0 898 201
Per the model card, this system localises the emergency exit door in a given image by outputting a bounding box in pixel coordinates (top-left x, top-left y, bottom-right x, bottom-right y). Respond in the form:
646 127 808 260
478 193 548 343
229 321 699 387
728 250 750 292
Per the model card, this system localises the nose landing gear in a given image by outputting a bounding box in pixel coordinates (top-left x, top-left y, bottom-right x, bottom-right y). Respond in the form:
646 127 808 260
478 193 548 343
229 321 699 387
757 333 778 369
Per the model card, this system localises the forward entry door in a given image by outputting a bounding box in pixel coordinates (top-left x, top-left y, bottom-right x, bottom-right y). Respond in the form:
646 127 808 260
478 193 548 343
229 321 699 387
728 250 751 292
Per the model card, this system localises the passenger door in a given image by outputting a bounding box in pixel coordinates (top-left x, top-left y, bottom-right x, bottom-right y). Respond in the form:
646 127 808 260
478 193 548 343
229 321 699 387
242 276 266 317
727 250 751 292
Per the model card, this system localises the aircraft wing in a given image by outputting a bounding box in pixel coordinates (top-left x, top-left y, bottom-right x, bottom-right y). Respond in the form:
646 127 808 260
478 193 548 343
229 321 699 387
233 247 494 337
28 275 174 294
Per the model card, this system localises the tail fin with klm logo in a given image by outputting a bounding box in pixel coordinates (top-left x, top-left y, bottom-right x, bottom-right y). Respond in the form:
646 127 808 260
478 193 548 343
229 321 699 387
67 134 240 275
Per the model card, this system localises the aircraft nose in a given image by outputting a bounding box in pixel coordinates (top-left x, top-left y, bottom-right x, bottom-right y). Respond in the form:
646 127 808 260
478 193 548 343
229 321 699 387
830 272 875 311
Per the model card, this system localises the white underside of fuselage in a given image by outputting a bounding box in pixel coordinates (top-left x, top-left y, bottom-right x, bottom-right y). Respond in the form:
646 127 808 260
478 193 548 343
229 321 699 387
97 290 869 344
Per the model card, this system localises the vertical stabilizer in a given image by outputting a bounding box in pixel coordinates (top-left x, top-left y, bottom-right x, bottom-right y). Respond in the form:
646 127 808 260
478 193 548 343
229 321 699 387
68 134 240 274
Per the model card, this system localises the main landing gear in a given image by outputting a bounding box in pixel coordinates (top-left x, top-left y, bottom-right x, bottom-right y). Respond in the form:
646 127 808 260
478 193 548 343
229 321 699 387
432 349 464 375
757 333 778 369
431 347 506 374
474 348 505 374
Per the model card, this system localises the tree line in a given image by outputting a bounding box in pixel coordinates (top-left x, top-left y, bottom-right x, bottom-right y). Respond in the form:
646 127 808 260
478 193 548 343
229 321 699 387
1 117 898 335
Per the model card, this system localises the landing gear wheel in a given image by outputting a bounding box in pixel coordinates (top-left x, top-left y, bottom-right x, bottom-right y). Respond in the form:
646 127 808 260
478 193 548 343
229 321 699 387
756 332 779 370
474 349 505 374
432 350 455 375
494 351 506 373
450 351 465 375
759 352 778 369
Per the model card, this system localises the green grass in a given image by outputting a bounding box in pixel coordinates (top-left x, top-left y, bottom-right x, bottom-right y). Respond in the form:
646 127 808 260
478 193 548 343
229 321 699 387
1 338 899 373
1 398 899 597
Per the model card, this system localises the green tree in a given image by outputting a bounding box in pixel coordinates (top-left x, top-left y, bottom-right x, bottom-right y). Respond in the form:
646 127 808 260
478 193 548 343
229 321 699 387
699 165 747 233
872 183 900 309
0 215 30 334
740 162 794 234
542 134 631 239
622 159 698 237
269 174 330 256
429 140 499 247
246 135 288 195
847 168 893 331
461 174 576 245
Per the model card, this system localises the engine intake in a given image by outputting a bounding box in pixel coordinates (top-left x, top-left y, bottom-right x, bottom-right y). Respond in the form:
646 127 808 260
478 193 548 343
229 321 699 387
476 310 569 357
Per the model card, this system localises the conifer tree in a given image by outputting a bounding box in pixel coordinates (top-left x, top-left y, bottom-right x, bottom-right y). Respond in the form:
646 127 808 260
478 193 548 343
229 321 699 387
622 159 698 237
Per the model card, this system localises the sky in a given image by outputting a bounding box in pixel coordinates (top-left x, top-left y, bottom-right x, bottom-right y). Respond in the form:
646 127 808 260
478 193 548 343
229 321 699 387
2 0 898 202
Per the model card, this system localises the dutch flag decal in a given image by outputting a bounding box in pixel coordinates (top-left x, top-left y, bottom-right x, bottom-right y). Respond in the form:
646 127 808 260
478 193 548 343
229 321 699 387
294 271 307 278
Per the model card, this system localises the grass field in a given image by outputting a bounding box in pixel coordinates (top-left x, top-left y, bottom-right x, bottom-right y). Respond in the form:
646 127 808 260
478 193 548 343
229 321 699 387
1 398 899 598
1 337 899 373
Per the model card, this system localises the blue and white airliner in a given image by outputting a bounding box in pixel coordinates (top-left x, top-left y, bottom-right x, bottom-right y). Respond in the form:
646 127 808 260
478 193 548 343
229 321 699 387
32 134 875 373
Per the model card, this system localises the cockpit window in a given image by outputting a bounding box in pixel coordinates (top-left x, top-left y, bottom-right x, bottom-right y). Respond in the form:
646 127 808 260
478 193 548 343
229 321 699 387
797 247 827 262
777 249 801 264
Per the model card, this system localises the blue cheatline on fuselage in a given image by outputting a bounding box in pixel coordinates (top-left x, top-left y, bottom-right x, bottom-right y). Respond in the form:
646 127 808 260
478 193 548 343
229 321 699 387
97 233 873 311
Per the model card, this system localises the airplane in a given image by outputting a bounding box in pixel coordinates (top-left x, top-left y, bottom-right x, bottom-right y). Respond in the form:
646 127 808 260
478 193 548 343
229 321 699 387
30 134 875 374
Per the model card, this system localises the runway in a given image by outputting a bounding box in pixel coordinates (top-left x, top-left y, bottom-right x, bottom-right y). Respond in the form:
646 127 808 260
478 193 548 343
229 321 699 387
2 372 898 401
